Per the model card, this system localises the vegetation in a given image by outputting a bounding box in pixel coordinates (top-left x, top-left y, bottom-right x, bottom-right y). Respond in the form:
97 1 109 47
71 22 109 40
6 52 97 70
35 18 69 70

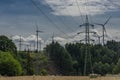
113 58 120 74
45 42 73 75
0 51 22 76
0 35 17 56
1 35 120 76
0 35 48 76
44 40 120 76
18 51 35 75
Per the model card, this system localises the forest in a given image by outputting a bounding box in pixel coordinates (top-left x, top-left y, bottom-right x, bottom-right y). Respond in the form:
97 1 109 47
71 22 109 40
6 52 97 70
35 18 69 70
0 35 120 76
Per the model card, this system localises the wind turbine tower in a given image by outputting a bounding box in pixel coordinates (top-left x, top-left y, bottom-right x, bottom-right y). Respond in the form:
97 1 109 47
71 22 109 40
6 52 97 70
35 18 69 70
95 16 111 45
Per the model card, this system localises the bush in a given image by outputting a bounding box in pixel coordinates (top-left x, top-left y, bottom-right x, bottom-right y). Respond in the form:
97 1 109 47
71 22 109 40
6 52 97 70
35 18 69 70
0 51 22 76
39 69 47 75
113 58 120 74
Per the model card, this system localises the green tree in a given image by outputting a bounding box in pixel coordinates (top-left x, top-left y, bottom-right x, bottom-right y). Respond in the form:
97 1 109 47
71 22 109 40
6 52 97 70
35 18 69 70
45 42 73 75
18 51 35 75
106 40 120 64
0 35 17 56
93 62 111 75
38 52 48 75
65 43 116 75
113 58 120 74
65 43 84 75
0 51 22 76
44 41 120 75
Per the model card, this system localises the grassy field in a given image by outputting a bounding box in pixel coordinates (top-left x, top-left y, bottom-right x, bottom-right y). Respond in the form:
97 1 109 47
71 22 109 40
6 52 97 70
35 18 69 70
0 76 120 80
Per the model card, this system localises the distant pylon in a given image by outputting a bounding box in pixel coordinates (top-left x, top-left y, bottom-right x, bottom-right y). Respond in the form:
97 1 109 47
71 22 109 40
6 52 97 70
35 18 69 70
19 35 22 52
35 24 43 75
52 32 54 43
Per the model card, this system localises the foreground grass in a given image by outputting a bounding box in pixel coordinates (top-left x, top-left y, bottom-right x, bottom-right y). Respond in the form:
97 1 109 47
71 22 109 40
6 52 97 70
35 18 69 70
0 76 120 80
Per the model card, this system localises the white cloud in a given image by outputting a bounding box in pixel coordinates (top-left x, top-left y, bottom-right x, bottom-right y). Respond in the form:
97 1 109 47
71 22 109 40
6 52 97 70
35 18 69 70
47 28 120 45
12 35 26 41
42 0 120 16
12 28 120 50
54 37 66 42
106 29 120 41
26 35 43 42
12 35 44 50
13 35 44 43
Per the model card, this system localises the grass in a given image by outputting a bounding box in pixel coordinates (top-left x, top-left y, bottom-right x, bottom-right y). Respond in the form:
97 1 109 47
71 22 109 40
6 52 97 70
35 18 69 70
0 76 120 80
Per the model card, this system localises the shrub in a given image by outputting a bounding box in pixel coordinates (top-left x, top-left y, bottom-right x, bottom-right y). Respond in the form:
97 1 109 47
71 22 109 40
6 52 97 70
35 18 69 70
0 51 22 76
39 69 47 75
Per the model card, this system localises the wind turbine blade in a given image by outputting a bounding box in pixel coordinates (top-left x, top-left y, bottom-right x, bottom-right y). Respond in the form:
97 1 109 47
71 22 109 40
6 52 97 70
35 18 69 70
103 16 111 36
77 32 84 34
94 23 103 26
104 16 111 25
38 31 44 33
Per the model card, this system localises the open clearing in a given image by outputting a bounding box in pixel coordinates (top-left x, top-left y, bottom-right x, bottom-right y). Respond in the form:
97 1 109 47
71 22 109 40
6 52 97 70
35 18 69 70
0 76 120 80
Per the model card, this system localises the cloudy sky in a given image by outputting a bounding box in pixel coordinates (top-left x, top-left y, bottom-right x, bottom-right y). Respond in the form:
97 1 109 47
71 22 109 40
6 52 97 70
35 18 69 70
0 0 120 48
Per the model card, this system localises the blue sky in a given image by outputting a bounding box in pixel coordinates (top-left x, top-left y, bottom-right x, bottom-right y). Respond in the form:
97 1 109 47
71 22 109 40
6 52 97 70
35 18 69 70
0 0 120 47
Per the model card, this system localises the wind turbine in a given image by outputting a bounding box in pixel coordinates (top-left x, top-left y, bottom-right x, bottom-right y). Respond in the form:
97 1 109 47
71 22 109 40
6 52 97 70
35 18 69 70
93 32 102 44
95 16 111 45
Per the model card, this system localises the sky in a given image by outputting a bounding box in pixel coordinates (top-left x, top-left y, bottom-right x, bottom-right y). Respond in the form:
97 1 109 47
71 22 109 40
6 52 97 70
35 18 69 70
0 0 120 49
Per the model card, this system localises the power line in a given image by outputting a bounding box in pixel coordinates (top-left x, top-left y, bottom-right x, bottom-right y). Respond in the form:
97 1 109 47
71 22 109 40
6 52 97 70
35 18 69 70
85 0 94 24
75 0 85 23
44 0 74 32
30 0 68 36
59 0 80 26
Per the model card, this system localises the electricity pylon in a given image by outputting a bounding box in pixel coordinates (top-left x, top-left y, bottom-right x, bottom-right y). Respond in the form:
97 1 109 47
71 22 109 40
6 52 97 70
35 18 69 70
17 35 24 52
93 32 102 44
35 24 43 75
79 15 94 44
15 35 25 52
95 16 111 45
78 15 94 76
52 32 54 43
19 35 22 51
36 25 43 53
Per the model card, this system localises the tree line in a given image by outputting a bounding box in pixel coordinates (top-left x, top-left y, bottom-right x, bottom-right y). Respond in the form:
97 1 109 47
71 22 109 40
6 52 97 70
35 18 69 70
45 40 120 76
0 35 47 76
0 35 120 76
